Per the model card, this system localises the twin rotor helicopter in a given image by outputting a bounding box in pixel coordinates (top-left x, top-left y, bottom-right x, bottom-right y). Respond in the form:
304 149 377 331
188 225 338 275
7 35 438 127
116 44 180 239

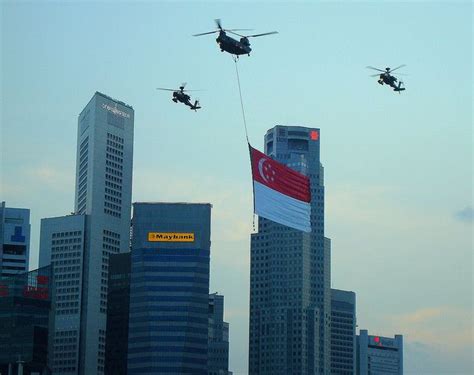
157 19 407 111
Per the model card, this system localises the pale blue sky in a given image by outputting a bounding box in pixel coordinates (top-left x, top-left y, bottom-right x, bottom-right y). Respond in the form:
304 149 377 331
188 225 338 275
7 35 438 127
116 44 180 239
1 1 472 374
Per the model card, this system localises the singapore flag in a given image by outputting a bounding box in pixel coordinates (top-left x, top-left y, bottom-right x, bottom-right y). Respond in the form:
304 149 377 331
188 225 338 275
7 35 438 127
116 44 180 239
250 145 311 232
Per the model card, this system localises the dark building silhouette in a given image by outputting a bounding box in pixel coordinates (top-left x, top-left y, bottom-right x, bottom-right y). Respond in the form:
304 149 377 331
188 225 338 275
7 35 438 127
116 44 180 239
0 266 53 375
330 289 356 374
208 293 232 375
105 252 131 375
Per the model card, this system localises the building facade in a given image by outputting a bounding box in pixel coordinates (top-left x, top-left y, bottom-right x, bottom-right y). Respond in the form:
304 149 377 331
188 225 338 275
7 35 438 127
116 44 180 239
356 330 403 375
0 266 53 375
39 214 86 373
330 289 356 374
128 202 211 374
249 126 331 374
39 92 134 374
105 252 131 375
208 293 231 375
0 201 30 277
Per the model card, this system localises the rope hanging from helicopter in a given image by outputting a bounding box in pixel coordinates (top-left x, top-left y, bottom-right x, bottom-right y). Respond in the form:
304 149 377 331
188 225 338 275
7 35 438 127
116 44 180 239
232 55 257 230
232 55 249 143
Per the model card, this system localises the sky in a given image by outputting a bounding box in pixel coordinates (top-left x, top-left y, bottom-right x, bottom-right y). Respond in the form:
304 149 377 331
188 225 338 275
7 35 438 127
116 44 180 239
1 1 472 374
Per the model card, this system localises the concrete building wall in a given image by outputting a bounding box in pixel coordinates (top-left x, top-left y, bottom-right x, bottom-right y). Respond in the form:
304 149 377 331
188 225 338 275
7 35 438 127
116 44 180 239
39 214 86 374
74 92 134 375
39 92 134 375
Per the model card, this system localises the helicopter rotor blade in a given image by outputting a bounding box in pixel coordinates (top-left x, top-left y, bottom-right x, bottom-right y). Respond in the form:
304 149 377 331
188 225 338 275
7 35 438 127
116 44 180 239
370 73 381 77
366 66 386 72
227 28 253 32
156 88 177 91
246 31 279 38
227 30 245 37
389 64 406 73
215 18 223 30
193 30 219 36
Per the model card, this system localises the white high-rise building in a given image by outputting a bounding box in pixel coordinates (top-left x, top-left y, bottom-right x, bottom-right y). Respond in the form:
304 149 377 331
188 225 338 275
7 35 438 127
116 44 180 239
40 92 134 374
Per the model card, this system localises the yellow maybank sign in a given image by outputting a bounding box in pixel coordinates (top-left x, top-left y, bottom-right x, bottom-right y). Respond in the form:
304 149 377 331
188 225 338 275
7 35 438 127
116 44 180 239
148 232 195 242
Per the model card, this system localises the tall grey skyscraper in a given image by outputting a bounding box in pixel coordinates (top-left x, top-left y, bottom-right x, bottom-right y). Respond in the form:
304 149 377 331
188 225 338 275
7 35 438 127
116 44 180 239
0 201 30 277
39 92 134 374
209 293 232 375
331 289 356 374
249 126 331 374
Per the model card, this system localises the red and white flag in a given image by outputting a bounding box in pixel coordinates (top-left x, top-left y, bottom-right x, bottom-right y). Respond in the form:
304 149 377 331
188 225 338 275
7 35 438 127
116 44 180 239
250 145 311 232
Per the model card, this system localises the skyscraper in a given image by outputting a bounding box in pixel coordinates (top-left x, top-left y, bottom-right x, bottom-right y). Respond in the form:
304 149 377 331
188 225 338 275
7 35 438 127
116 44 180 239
39 92 134 374
128 202 211 374
356 330 403 375
0 265 53 375
249 126 331 374
208 293 232 375
0 267 54 374
330 289 356 374
105 252 131 375
0 201 30 277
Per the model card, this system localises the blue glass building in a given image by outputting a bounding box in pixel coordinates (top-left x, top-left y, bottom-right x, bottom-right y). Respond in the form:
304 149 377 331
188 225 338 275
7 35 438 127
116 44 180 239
128 202 211 374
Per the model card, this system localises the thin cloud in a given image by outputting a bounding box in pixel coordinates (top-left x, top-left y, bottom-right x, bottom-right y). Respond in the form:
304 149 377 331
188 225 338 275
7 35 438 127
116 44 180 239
454 206 474 223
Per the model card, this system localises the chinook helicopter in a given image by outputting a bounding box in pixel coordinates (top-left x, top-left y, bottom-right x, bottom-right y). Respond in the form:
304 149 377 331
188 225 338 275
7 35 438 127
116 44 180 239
367 65 407 93
156 83 201 111
193 19 278 57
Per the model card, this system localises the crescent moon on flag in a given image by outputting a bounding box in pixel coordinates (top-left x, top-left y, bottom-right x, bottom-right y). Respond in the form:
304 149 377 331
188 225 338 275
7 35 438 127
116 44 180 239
258 158 269 183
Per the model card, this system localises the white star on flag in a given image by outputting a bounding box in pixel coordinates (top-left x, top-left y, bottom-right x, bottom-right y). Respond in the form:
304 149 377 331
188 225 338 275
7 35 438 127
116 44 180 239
249 144 311 232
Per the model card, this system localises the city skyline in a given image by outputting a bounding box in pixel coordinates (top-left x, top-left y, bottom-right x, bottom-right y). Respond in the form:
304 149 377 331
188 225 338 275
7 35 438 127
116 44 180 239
1 1 472 374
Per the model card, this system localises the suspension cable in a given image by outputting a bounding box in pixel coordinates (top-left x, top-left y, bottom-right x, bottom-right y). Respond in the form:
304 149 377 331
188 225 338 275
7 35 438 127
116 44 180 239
233 55 249 143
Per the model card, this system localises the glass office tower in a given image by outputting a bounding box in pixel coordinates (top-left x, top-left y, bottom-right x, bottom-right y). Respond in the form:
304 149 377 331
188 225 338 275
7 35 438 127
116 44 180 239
128 202 211 374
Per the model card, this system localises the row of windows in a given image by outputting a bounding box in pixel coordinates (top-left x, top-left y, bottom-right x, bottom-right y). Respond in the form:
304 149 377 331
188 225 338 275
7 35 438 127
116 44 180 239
104 208 120 217
107 132 124 144
105 194 122 205
105 180 122 191
105 187 122 198
105 166 123 177
106 146 123 157
52 249 81 257
52 232 82 238
104 229 120 239
107 138 124 150
105 173 122 184
106 159 123 171
56 308 80 315
106 152 123 164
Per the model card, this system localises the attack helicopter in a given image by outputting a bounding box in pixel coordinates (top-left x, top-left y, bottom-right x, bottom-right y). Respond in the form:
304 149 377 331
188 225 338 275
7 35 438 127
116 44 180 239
193 19 278 57
367 65 407 93
156 83 202 111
